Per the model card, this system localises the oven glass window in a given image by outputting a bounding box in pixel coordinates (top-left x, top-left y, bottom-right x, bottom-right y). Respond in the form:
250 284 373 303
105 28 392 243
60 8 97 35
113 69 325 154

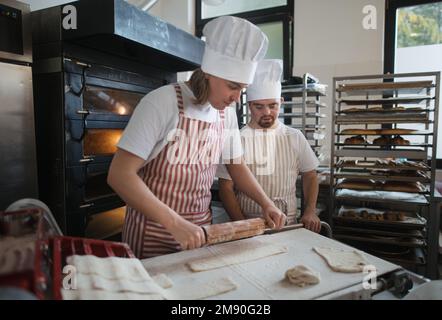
83 86 144 116
84 172 115 201
83 129 123 156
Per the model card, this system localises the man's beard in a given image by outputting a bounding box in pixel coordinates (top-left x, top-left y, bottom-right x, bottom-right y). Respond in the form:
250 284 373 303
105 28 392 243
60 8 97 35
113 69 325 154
258 116 275 128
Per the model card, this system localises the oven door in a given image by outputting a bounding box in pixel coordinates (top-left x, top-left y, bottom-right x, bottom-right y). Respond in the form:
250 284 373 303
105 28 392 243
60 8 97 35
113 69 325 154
66 120 126 166
66 162 124 212
65 72 148 122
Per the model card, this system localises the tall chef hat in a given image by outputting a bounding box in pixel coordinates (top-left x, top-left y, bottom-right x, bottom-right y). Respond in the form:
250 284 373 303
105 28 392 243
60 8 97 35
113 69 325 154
246 59 283 102
201 16 269 85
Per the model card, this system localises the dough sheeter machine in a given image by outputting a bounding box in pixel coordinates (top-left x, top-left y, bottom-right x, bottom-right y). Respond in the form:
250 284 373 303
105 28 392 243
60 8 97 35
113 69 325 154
0 200 430 300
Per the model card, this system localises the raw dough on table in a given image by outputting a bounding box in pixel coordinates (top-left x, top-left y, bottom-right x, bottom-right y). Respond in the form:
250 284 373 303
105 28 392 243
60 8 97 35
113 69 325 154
62 289 164 300
74 273 164 294
164 277 237 300
285 265 320 287
66 255 152 281
313 247 369 273
152 273 174 289
188 240 288 272
64 255 167 300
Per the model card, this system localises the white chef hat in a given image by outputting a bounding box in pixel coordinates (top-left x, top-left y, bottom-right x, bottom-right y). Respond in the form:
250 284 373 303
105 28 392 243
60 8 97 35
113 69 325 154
201 16 269 85
247 59 283 102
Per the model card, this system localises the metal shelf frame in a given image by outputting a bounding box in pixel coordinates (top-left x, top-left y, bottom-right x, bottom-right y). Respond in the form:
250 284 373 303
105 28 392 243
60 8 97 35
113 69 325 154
329 71 441 279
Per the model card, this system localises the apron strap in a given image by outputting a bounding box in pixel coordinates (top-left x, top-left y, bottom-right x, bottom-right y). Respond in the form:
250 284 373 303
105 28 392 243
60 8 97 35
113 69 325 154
173 83 185 115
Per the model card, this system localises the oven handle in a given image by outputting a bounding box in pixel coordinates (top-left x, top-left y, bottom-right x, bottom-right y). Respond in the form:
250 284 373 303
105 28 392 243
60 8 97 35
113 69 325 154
71 112 88 142
79 203 94 209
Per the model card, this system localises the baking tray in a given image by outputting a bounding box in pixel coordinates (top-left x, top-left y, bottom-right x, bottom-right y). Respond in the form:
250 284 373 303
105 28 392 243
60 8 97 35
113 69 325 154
334 172 430 183
338 96 434 105
334 160 430 171
333 233 426 248
281 101 327 108
333 226 425 239
337 107 430 114
340 240 426 266
337 129 432 135
337 80 434 95
333 209 427 231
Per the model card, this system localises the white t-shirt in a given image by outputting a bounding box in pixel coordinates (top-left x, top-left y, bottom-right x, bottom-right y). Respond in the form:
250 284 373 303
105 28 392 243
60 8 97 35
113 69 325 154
216 121 319 180
117 83 242 163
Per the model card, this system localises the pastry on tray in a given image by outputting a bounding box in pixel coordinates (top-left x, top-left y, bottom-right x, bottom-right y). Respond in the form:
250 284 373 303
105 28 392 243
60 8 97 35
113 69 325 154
378 128 416 135
336 179 377 190
383 211 406 221
370 169 427 178
340 129 378 135
344 135 367 144
391 135 410 145
381 181 426 193
372 135 391 145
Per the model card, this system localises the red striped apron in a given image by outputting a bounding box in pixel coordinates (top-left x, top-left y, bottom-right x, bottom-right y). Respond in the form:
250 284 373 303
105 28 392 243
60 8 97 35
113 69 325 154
122 84 225 258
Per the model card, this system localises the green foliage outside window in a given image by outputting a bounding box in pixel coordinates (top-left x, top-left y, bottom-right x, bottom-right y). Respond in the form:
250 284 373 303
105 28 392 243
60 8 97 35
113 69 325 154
397 2 442 48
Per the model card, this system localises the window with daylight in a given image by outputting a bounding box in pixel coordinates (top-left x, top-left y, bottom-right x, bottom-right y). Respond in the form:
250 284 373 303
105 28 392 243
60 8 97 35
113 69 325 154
195 0 294 80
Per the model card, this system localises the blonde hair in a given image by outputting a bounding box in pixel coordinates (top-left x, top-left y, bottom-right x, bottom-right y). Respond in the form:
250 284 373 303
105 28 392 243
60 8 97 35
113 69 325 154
188 68 210 105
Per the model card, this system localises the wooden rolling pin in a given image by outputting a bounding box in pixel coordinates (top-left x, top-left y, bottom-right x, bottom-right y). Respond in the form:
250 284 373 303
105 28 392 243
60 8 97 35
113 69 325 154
202 218 266 245
202 218 305 245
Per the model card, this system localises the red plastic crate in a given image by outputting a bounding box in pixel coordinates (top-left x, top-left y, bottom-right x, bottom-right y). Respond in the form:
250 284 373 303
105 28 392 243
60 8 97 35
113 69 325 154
51 236 135 300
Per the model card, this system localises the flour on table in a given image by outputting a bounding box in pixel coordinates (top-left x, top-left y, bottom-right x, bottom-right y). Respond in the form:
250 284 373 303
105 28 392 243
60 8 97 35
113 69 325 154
164 277 238 300
188 239 288 272
152 273 174 289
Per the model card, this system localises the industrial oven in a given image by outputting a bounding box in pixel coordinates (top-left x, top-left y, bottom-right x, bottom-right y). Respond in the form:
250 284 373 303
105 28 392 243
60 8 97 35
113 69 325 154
31 0 204 238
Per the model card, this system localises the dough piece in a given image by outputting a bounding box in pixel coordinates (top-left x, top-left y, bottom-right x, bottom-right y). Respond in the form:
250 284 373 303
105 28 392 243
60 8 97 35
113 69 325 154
62 289 164 300
379 128 416 135
152 273 174 289
373 135 391 145
66 255 152 281
340 129 378 135
344 135 366 144
336 179 376 191
188 242 288 272
313 247 369 273
165 277 238 300
382 181 425 193
285 265 320 287
74 273 163 294
391 135 410 145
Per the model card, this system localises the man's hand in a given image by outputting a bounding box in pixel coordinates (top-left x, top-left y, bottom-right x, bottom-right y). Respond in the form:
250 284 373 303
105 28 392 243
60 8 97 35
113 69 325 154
166 217 206 250
262 205 286 229
301 209 321 233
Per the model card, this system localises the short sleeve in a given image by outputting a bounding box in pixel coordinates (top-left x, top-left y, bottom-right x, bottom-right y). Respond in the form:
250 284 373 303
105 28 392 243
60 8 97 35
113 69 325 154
291 130 319 173
117 86 178 160
215 164 232 180
221 106 243 161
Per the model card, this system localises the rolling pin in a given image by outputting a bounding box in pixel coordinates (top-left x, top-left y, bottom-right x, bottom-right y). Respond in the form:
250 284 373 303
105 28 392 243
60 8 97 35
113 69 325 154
202 218 304 245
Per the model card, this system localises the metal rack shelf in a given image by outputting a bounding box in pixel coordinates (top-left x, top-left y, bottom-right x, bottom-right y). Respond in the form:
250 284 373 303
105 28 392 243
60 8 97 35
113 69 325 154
330 71 441 279
338 96 434 105
281 101 327 108
335 119 432 125
334 172 430 183
281 73 327 216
